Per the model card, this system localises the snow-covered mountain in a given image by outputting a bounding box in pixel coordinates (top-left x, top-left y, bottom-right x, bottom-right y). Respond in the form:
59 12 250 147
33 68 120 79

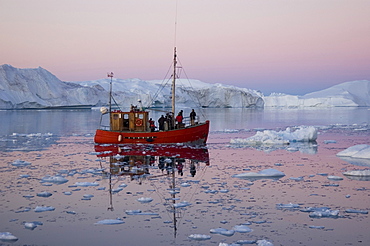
264 80 370 107
0 64 369 109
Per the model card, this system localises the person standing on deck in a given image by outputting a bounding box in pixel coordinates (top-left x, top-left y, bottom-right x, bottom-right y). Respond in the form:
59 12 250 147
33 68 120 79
190 109 196 126
158 115 165 131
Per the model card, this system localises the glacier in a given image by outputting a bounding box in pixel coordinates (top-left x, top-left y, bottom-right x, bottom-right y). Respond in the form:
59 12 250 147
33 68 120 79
1 64 369 109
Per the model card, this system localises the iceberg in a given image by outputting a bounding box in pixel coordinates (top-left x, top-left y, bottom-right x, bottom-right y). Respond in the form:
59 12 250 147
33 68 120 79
11 159 31 167
232 225 253 233
343 170 370 177
230 126 317 145
257 240 274 246
2 65 369 109
337 144 370 159
74 182 99 187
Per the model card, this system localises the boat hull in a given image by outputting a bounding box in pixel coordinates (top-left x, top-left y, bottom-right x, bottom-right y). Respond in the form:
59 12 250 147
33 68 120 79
94 120 210 145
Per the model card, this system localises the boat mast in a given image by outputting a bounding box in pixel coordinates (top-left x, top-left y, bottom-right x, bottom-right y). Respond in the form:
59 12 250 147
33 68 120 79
107 72 114 113
171 47 177 118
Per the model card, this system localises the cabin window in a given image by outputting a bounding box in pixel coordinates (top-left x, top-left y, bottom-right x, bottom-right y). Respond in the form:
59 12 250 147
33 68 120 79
138 114 144 119
113 114 119 120
124 114 129 119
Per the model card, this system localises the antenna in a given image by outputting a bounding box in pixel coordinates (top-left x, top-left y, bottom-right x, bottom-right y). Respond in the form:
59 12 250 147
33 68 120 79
174 0 178 47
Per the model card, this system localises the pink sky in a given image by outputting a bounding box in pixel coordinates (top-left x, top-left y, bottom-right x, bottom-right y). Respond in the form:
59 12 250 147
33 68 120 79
1 0 370 95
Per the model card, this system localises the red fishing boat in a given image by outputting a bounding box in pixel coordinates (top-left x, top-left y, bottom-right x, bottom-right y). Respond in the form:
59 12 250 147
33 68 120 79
94 48 210 145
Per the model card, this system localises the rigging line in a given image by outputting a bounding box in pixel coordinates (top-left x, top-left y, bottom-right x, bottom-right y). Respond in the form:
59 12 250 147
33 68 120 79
176 57 207 119
146 62 174 108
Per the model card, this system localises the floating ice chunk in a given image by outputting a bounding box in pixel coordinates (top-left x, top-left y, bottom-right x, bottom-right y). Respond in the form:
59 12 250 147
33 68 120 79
233 225 253 233
19 174 30 178
210 228 235 236
0 232 18 241
37 191 52 197
232 169 285 179
11 159 31 167
230 126 317 145
24 222 38 230
324 140 337 144
180 182 191 187
112 187 123 193
300 207 330 213
289 177 304 181
236 239 257 244
337 144 370 159
119 183 127 187
23 195 34 199
343 170 370 176
345 209 368 214
95 219 125 225
309 209 339 218
173 201 191 208
41 175 68 184
137 197 153 203
125 210 159 216
257 239 274 246
309 225 325 229
188 234 211 241
63 191 72 195
74 182 99 187
34 206 55 212
276 203 300 209
219 189 229 193
66 211 76 214
327 175 343 180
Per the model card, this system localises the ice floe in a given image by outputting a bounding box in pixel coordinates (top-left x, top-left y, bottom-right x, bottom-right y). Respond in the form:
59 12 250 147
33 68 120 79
210 228 235 236
232 224 253 233
41 175 69 184
345 209 368 214
173 201 191 208
11 159 31 167
257 239 274 246
232 169 285 180
37 191 52 197
137 197 153 203
276 203 301 209
74 182 99 187
34 206 55 212
188 234 211 241
95 219 125 225
343 170 370 176
0 232 18 242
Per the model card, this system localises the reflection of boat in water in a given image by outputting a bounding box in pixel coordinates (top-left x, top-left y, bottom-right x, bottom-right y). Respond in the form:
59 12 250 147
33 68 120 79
94 48 210 145
95 143 210 226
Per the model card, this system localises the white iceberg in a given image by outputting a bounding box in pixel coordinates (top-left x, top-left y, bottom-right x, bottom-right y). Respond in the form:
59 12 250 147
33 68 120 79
232 169 285 179
36 191 53 197
343 170 370 177
337 144 370 159
230 126 317 145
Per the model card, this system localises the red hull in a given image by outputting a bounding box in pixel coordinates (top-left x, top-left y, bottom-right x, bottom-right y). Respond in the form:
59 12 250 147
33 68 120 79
94 120 209 145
